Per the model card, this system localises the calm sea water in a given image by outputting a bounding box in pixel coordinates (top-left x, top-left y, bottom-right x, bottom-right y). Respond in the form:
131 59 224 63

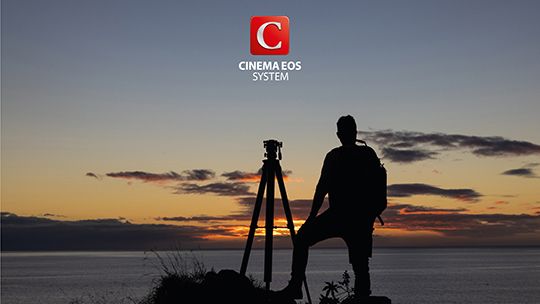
1 248 540 304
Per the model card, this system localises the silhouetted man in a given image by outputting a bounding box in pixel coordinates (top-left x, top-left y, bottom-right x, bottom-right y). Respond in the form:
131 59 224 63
279 115 386 299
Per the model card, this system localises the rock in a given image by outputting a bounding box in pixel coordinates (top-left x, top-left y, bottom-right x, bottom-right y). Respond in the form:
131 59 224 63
151 268 296 304
200 269 263 304
341 296 392 304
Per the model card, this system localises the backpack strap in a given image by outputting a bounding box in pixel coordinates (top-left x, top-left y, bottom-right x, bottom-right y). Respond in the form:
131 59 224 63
356 139 367 146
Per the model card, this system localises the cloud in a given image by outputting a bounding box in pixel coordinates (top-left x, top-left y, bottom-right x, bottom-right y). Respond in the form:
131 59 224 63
92 168 298 197
222 169 292 182
181 169 217 181
158 197 320 224
174 182 254 196
106 171 182 182
235 197 323 220
158 215 235 223
381 147 437 163
222 170 261 182
382 203 540 239
5 200 540 250
359 130 540 163
105 169 215 183
391 204 468 214
42 213 67 218
85 172 101 180
501 168 537 178
1 212 55 225
94 168 255 197
0 212 216 251
388 183 482 201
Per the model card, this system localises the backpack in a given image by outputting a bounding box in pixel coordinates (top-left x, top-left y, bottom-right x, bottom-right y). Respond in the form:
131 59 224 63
357 139 387 225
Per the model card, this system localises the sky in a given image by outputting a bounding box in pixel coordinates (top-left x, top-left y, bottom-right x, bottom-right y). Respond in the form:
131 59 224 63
2 0 540 250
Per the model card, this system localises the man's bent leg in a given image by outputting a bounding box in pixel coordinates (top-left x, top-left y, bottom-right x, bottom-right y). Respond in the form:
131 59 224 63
291 210 341 282
279 210 341 298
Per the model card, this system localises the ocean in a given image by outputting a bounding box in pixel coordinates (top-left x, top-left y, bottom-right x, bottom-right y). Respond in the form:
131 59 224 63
1 248 540 304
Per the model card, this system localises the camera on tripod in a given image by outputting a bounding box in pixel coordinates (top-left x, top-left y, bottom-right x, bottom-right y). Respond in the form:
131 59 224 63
263 139 282 160
240 139 312 303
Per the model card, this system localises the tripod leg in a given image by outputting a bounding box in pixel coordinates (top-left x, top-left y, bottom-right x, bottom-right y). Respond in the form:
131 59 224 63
240 165 267 276
276 166 313 304
275 165 295 237
264 160 276 290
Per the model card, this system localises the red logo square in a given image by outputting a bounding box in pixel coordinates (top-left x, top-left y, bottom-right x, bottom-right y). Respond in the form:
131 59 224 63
250 16 289 55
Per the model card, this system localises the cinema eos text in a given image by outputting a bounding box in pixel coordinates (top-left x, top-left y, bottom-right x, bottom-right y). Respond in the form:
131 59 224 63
238 61 302 81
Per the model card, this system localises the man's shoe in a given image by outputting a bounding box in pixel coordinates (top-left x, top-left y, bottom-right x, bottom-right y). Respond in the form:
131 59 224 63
274 281 303 299
354 289 372 298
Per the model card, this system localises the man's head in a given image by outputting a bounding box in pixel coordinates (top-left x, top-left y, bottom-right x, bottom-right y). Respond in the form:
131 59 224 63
336 115 357 145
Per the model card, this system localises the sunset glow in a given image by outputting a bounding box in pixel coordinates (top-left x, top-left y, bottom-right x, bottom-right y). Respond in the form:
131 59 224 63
2 0 540 250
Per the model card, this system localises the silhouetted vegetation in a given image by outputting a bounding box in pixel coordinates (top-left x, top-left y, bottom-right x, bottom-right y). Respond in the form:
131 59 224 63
138 250 293 304
319 271 355 304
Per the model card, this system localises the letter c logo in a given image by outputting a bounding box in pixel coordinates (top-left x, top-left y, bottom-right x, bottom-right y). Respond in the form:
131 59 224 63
250 16 289 55
257 22 282 50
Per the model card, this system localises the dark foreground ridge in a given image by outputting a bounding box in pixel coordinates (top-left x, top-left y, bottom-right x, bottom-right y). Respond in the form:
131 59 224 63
148 269 292 304
145 268 391 304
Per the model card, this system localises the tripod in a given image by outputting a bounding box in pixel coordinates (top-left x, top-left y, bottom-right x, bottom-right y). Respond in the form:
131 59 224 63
240 140 312 304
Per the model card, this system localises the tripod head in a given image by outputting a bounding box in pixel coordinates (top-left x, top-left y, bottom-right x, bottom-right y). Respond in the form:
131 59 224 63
263 139 282 160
